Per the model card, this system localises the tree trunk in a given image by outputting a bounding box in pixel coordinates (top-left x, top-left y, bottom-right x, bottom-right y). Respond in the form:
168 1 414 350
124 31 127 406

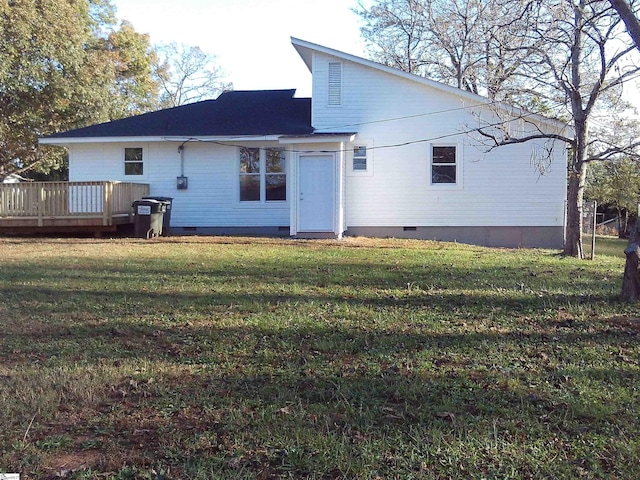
621 220 640 302
564 6 589 259
564 164 587 258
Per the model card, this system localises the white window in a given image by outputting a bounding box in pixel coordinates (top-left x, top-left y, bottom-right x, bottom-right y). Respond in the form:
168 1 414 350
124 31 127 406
353 146 367 171
240 147 260 201
431 145 457 184
328 62 342 106
265 148 286 201
240 147 286 202
124 147 143 175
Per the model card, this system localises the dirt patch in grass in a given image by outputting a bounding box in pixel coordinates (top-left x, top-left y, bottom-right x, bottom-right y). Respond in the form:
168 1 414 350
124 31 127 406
605 316 640 333
41 450 101 478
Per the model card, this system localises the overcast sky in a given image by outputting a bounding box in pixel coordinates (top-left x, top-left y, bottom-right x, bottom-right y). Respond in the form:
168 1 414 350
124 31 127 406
112 0 370 97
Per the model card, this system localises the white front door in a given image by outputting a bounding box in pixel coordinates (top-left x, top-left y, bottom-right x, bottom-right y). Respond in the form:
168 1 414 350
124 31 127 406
299 155 334 232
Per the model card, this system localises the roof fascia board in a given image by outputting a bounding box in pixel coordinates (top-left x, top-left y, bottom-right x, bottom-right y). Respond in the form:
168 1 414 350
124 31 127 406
290 37 567 133
39 136 168 145
39 135 283 145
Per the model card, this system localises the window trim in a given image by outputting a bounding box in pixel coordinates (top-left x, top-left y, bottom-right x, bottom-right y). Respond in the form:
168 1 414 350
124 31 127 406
239 147 261 202
352 146 368 172
265 148 287 202
429 143 462 188
347 140 374 176
124 147 144 176
238 146 288 204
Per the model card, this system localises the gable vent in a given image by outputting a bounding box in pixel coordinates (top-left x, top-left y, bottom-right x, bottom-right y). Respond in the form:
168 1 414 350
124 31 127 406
328 62 342 106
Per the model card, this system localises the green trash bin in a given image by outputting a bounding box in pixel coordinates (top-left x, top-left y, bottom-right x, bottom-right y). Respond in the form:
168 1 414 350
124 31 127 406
132 199 166 239
142 196 173 236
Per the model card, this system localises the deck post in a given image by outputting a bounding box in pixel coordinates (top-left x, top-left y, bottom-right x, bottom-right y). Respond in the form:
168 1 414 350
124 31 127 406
103 181 113 226
37 184 45 227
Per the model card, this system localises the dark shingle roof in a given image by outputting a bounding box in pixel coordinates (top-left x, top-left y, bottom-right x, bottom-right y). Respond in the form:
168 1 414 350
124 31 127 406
44 90 313 139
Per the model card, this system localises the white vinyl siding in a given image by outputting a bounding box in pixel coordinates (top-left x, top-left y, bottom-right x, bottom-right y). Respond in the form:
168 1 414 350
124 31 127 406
69 142 289 228
308 53 566 228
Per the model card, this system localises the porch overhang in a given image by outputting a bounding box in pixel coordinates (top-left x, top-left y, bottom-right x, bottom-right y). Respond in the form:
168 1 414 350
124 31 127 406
278 133 357 144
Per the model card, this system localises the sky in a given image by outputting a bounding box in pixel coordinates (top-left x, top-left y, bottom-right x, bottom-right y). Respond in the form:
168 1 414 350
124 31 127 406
111 0 638 107
111 0 370 98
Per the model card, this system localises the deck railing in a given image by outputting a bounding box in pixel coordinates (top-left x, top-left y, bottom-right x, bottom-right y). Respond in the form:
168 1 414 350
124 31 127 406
0 181 149 226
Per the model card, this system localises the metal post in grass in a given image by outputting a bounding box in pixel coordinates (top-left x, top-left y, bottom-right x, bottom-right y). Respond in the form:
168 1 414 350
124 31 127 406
591 201 597 261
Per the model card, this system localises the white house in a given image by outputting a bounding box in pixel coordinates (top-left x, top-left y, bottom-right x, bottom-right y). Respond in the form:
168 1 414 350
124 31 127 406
40 38 568 248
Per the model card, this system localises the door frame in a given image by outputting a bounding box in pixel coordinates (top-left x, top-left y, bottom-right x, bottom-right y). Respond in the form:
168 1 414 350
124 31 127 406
290 150 345 238
296 153 336 233
287 141 347 239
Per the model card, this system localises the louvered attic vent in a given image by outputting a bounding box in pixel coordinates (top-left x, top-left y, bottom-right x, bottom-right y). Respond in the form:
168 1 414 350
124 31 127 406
328 62 342 106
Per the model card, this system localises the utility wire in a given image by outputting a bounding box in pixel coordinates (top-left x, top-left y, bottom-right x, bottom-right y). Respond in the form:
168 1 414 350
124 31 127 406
165 98 570 156
192 107 564 155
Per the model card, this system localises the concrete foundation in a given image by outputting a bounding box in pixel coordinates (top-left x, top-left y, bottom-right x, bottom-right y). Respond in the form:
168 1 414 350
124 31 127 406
344 226 564 249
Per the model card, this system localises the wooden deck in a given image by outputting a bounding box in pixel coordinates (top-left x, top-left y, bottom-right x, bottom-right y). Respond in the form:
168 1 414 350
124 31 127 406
0 181 149 235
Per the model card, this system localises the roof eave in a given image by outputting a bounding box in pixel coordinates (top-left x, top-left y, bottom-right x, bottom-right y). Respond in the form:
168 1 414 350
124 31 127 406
278 133 357 144
39 135 287 146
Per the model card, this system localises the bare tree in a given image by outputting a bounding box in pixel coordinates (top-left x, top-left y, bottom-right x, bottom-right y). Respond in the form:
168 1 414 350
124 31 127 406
359 0 640 258
355 0 539 101
473 0 640 258
154 43 232 107
356 0 431 75
609 0 640 49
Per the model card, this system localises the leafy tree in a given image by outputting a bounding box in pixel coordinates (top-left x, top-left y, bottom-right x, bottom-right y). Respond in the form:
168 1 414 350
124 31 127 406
586 158 640 237
154 43 231 107
105 20 161 117
0 0 159 180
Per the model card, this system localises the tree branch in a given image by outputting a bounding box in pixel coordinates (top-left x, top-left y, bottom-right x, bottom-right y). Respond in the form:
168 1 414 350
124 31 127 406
609 0 640 50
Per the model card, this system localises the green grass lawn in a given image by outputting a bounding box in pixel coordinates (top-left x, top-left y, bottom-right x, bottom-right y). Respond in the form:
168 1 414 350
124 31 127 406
1 236 639 479
586 235 628 259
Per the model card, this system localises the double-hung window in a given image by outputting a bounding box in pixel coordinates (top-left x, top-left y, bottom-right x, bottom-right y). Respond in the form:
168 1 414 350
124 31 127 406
431 145 457 184
265 148 286 201
353 146 367 171
240 147 286 202
124 147 143 175
239 147 261 201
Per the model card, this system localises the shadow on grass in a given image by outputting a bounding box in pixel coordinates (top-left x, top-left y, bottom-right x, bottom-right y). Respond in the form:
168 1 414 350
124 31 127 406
2 312 638 476
1 240 637 477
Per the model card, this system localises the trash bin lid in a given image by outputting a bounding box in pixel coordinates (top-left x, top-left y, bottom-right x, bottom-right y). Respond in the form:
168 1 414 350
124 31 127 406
142 196 173 202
